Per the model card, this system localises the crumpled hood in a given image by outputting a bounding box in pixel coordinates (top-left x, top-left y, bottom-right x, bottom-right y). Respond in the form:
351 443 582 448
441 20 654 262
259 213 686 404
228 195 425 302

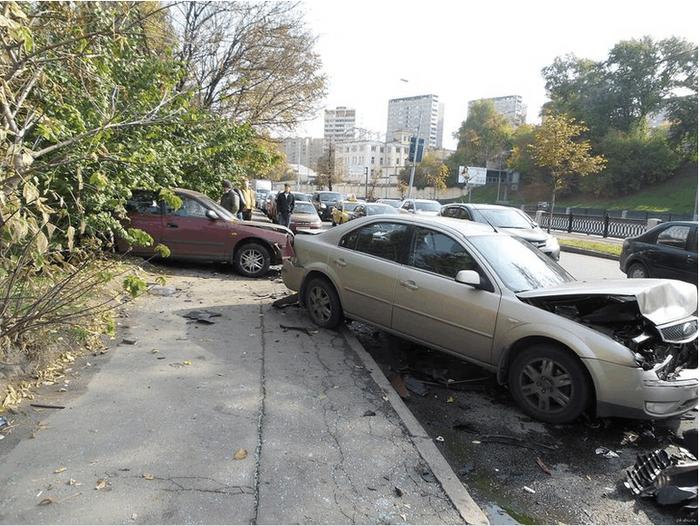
498 227 547 243
518 279 698 325
240 221 292 236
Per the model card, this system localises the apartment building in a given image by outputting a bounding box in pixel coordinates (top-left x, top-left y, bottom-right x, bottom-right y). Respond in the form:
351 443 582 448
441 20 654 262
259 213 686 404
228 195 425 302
386 94 444 149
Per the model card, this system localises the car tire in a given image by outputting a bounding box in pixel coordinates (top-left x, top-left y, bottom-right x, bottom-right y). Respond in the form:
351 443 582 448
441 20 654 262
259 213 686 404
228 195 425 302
627 262 648 279
233 242 271 278
305 277 343 329
508 344 590 424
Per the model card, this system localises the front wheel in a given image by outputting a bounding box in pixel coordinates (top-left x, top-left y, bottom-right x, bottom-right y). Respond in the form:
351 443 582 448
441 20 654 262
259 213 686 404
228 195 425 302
627 262 648 279
508 344 590 424
305 277 343 329
234 242 271 278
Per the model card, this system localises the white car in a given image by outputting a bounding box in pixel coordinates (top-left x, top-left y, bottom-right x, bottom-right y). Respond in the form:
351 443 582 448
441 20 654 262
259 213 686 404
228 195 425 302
399 199 441 216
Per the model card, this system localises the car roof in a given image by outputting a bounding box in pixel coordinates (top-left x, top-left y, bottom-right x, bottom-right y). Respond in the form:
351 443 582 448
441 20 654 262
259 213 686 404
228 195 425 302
445 202 516 211
405 198 440 203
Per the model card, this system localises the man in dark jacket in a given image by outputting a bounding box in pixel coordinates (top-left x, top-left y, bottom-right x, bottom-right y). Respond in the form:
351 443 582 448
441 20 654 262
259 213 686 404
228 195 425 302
220 179 240 215
275 184 295 228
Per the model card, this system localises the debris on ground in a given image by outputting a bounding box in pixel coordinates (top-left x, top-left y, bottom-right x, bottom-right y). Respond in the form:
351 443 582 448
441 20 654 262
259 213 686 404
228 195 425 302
536 457 552 475
279 324 318 336
621 431 640 446
182 310 221 324
478 434 557 452
142 473 155 480
95 478 110 490
233 448 248 460
457 463 474 477
435 436 445 442
404 376 427 396
362 410 376 417
121 338 137 345
523 486 536 494
624 447 698 513
388 374 409 399
148 286 176 297
0 416 8 430
30 403 65 410
272 293 299 309
596 447 620 459
394 486 403 497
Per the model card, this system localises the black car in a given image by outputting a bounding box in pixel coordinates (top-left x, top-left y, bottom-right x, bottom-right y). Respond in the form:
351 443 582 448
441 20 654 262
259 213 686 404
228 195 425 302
311 191 343 221
620 221 698 284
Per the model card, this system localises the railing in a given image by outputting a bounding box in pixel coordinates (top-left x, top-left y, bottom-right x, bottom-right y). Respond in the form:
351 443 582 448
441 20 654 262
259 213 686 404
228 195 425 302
530 211 648 239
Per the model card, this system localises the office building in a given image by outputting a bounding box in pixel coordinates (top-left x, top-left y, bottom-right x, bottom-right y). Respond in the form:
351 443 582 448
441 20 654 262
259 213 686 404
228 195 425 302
333 138 410 184
282 137 327 169
324 106 357 143
386 94 444 149
469 95 527 126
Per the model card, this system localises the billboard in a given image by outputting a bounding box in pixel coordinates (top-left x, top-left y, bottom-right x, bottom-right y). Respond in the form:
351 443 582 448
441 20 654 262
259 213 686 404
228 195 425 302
458 166 487 186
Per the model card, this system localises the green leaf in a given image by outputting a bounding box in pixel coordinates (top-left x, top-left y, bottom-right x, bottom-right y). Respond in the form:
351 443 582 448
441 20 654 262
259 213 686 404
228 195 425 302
154 244 171 258
89 171 109 189
123 275 147 297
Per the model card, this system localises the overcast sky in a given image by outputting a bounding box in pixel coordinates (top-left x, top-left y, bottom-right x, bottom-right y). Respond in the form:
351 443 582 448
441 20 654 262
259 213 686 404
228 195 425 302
292 0 699 149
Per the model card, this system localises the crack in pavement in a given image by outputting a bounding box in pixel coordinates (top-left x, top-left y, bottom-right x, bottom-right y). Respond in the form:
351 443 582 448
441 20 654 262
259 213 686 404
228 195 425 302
252 302 266 525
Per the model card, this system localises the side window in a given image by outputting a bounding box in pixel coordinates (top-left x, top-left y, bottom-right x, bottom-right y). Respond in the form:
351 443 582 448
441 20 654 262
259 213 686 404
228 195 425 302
689 228 698 253
340 222 410 263
441 207 454 218
166 197 208 218
657 225 691 249
410 228 477 279
459 208 472 220
126 192 160 215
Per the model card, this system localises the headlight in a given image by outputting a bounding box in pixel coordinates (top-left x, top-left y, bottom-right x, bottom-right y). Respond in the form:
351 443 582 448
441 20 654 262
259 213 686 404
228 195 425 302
545 236 560 250
320 203 326 209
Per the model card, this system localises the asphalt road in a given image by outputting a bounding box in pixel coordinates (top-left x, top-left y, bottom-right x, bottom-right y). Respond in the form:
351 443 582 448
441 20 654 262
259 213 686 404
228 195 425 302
558 251 625 281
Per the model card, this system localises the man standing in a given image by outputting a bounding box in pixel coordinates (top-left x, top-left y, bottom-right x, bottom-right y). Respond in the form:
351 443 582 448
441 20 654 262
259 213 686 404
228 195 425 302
238 179 256 221
276 184 295 228
220 180 240 215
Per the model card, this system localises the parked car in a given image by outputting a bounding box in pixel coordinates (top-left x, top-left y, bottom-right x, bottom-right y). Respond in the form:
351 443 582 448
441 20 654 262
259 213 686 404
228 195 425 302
312 191 344 221
120 189 294 277
353 203 400 218
282 215 698 423
441 203 560 260
398 199 441 216
289 201 322 233
256 191 269 211
377 198 402 209
620 221 698 284
331 200 365 226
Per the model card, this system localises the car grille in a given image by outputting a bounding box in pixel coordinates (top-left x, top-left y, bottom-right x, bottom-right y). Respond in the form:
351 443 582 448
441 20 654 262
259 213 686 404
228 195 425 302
658 318 698 343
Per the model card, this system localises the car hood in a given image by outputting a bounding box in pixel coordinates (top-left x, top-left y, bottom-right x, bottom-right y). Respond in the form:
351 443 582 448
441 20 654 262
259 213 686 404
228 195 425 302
291 213 320 222
518 279 698 326
240 221 292 236
498 227 547 242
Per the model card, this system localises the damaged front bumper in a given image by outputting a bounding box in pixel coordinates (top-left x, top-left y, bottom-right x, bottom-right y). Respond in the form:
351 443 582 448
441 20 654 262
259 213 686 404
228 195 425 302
589 358 698 419
281 257 304 292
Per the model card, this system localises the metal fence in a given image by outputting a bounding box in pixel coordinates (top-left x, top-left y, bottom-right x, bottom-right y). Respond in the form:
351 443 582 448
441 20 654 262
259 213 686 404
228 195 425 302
522 206 694 222
529 211 648 239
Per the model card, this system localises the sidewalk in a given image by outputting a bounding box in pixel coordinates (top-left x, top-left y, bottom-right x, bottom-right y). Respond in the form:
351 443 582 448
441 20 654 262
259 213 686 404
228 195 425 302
0 267 482 524
554 231 624 246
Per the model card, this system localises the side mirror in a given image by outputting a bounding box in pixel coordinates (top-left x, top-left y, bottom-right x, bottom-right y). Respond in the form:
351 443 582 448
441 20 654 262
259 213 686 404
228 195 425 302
456 270 493 292
206 210 219 220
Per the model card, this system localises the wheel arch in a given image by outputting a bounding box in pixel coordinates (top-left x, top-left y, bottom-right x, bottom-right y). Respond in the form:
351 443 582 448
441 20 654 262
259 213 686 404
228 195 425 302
497 336 598 410
300 270 341 307
232 236 277 263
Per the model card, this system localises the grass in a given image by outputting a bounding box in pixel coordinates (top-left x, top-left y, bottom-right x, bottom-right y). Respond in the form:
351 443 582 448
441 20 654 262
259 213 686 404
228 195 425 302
557 238 622 257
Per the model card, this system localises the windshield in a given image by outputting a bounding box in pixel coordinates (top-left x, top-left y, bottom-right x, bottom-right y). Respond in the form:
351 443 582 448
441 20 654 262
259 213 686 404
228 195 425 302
415 201 441 212
367 204 396 215
469 235 573 293
477 208 533 229
320 193 342 202
378 199 401 208
294 202 317 214
344 202 362 211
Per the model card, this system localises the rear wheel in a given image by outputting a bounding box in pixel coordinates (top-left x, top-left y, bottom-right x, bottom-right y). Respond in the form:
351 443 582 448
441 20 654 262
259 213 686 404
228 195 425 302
305 277 342 329
627 262 648 279
508 344 590 424
234 242 271 278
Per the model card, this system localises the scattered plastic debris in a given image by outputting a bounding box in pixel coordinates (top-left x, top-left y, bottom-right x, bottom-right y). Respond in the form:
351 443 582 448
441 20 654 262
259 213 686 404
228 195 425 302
404 376 427 396
233 448 248 460
596 447 620 458
523 486 536 494
435 436 445 442
621 431 640 446
0 416 8 430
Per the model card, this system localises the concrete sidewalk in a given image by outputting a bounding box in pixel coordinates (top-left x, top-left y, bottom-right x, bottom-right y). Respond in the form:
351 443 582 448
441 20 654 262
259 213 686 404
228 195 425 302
0 267 482 524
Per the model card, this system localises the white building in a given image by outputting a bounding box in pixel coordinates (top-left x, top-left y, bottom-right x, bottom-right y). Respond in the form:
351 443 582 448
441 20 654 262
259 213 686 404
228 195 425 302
469 95 527 126
386 94 444 149
281 137 326 169
324 106 357 143
334 138 410 184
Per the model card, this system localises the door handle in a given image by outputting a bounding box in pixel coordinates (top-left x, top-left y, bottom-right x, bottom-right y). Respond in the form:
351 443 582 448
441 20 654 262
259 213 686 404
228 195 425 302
167 223 179 228
400 280 418 290
334 258 347 267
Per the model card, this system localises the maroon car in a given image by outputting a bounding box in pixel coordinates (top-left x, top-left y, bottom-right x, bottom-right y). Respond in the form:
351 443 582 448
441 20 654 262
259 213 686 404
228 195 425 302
119 188 294 277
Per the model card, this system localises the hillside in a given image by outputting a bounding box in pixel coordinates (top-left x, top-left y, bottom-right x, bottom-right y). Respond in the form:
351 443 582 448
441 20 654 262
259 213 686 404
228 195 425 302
463 165 698 213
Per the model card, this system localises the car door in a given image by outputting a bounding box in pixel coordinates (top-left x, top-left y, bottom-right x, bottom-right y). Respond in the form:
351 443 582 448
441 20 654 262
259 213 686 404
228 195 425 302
124 190 163 255
392 227 500 365
652 224 693 280
162 196 228 259
682 226 698 284
331 221 411 328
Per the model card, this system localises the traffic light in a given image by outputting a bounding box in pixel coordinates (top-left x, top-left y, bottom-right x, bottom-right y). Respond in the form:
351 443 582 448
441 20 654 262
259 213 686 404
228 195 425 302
408 137 424 163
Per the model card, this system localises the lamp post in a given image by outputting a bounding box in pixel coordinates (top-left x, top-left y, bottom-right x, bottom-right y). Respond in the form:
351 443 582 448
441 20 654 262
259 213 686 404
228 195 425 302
407 109 422 199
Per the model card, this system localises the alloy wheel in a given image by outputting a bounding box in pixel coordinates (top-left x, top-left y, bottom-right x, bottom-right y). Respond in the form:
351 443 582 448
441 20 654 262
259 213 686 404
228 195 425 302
308 285 332 323
240 248 264 274
518 358 573 414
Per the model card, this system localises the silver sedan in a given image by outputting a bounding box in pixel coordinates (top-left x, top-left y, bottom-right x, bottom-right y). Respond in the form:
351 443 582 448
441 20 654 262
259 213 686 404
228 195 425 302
283 215 698 423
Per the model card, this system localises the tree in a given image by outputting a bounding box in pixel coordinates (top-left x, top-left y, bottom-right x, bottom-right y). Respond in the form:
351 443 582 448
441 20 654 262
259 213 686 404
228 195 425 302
399 152 449 192
171 1 327 130
529 114 606 228
314 145 341 191
450 100 513 169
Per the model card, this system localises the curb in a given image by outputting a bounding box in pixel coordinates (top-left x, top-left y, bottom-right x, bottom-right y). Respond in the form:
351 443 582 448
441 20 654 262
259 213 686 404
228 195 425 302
342 327 489 525
559 245 620 261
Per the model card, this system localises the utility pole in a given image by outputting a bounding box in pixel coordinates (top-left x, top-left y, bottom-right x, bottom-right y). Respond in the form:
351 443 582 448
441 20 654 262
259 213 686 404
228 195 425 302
407 109 423 199
327 144 333 191
364 167 369 200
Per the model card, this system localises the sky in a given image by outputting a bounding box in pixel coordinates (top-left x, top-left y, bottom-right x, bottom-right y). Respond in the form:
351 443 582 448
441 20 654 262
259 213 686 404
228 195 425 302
292 0 699 150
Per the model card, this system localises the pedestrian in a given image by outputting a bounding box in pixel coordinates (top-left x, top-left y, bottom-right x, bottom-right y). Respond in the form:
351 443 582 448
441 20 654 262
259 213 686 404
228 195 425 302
238 179 256 221
276 184 295 228
220 179 240 216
